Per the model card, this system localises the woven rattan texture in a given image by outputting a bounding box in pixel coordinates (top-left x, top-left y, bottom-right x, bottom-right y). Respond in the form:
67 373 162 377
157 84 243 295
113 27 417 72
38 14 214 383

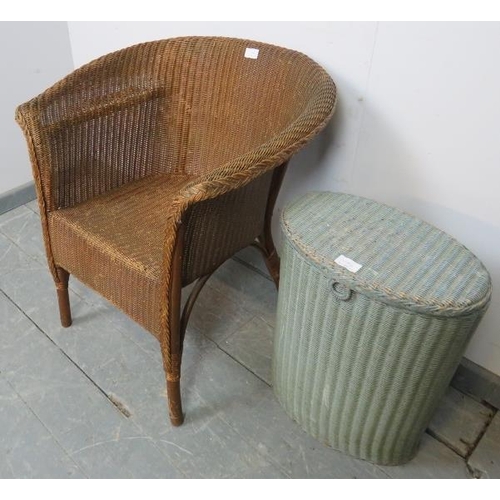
15 37 337 417
182 170 274 285
282 192 491 317
273 193 491 465
49 173 195 335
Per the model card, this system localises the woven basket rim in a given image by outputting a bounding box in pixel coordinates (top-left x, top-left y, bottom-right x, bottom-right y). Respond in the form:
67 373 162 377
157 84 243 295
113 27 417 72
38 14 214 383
281 191 492 318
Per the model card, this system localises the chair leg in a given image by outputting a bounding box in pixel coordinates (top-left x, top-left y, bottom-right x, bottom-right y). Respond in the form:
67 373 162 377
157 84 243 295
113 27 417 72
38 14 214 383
166 312 184 426
163 227 185 427
253 237 280 288
167 379 183 427
165 290 184 426
166 269 220 426
256 161 288 289
55 267 72 327
165 300 184 426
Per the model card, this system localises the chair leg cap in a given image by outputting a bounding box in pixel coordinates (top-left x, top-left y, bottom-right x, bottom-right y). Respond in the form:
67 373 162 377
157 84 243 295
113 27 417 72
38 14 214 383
170 414 185 426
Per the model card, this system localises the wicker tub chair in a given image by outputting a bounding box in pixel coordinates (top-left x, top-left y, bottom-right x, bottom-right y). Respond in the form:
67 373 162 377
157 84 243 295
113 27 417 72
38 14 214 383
15 37 337 426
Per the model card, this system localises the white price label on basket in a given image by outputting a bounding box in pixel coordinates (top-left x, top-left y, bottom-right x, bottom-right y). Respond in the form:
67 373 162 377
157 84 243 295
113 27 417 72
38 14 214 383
334 255 362 273
244 47 259 59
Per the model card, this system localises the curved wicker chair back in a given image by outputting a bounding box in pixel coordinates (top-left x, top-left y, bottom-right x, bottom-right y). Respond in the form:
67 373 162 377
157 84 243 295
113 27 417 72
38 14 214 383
16 37 337 426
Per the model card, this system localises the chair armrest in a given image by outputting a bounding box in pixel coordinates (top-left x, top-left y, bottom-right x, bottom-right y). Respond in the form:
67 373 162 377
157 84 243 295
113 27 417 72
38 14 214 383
177 78 337 207
40 87 163 133
16 80 167 212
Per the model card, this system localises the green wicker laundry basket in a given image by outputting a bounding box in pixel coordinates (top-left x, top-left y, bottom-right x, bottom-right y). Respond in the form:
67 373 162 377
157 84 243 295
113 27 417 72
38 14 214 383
273 192 491 466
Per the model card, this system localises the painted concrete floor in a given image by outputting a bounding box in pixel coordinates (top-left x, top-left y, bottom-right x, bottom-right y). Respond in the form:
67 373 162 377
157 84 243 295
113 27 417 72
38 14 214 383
0 200 498 479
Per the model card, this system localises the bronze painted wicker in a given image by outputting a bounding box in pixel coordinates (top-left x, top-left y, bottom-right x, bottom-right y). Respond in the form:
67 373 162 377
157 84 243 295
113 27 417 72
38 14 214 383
15 37 337 426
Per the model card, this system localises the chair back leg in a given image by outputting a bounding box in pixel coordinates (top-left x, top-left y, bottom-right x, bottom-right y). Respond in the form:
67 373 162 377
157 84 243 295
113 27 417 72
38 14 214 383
258 162 289 288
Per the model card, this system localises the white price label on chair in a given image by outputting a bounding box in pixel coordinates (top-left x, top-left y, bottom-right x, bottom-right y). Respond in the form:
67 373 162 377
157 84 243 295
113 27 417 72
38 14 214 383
244 48 259 59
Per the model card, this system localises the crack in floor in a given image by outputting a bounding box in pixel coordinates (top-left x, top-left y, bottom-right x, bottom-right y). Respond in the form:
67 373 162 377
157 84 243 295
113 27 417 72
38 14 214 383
466 462 484 479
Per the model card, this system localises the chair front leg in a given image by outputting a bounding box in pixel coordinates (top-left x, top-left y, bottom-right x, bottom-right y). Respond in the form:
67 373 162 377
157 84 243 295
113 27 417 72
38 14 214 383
56 267 72 327
166 378 183 427
166 294 184 427
163 226 185 427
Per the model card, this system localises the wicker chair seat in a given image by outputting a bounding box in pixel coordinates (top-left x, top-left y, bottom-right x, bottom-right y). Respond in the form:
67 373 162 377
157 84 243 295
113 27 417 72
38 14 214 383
49 173 194 335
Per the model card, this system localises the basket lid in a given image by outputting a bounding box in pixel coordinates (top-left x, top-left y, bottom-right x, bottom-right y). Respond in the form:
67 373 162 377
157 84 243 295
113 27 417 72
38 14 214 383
281 192 491 317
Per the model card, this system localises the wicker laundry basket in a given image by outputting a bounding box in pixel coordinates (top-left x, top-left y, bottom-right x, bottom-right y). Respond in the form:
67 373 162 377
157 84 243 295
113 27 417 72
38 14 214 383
273 192 491 465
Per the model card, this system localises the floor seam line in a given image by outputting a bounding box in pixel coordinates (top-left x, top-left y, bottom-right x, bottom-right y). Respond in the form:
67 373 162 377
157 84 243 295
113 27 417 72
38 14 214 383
424 428 467 460
0 288 131 420
463 407 498 461
0 291 187 478
210 339 271 388
1 375 89 478
232 255 274 282
79 301 162 367
217 410 292 478
25 202 38 214
0 212 42 251
213 315 258 346
0 229 42 265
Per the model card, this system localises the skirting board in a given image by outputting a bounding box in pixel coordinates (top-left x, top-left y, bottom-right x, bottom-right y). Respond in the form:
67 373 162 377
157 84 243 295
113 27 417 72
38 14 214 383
0 181 36 216
451 357 500 409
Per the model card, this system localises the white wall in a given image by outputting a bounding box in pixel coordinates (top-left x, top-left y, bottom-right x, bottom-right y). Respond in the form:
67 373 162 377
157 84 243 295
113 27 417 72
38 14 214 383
68 22 500 376
0 22 74 195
